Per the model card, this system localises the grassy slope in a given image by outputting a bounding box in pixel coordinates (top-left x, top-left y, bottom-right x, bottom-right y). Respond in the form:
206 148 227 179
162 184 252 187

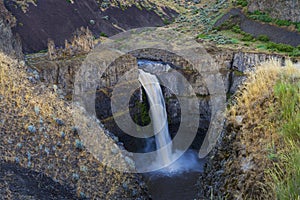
0 52 147 199
223 61 299 199
268 69 300 199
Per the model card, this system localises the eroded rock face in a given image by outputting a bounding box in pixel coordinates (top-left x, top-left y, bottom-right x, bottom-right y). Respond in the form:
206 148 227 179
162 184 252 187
29 46 289 100
27 48 289 153
207 48 287 95
0 1 22 58
94 54 142 152
28 55 84 99
248 0 300 22
232 52 285 72
229 51 286 94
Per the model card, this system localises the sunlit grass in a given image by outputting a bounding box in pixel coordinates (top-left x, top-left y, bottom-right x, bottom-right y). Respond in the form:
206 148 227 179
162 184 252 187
225 60 300 199
267 66 300 199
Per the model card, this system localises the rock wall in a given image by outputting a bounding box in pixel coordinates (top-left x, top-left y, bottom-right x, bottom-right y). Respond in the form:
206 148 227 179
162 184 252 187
227 51 286 94
0 0 22 58
29 47 289 98
27 48 289 152
28 55 84 99
248 0 300 22
202 46 288 96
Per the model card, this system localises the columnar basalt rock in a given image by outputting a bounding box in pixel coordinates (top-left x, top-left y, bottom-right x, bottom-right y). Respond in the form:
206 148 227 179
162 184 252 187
29 48 289 98
27 48 289 152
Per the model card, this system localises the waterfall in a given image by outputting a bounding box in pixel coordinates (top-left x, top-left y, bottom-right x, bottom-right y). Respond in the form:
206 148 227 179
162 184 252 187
138 69 172 166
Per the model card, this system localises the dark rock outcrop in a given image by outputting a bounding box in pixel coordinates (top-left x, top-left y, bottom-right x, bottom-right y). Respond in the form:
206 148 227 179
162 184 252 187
228 51 286 94
4 0 177 53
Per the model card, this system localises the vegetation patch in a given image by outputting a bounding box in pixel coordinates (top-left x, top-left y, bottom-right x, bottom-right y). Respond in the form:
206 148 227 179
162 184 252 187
216 20 300 56
197 32 238 45
268 72 300 199
263 42 300 56
235 0 248 7
199 61 300 199
248 10 300 32
257 34 269 42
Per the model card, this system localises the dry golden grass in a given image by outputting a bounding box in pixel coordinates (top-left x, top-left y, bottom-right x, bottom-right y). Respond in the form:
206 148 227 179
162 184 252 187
0 52 146 199
223 60 300 199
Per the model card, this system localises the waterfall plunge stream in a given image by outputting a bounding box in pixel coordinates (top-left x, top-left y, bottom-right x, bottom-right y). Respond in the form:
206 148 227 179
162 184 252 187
138 69 172 166
137 62 205 199
137 61 204 173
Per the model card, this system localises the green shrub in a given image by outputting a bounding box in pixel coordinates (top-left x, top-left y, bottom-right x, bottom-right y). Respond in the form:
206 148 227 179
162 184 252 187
218 20 235 30
163 19 171 25
275 19 292 26
197 33 208 39
249 11 273 23
236 0 248 7
276 44 294 52
100 32 108 37
241 33 254 41
266 42 294 52
257 34 270 42
288 48 300 57
296 23 300 32
256 44 268 50
230 38 239 44
232 25 242 33
266 42 277 50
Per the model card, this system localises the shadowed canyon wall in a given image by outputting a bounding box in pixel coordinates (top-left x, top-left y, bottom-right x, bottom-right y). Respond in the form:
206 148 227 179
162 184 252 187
27 48 291 153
